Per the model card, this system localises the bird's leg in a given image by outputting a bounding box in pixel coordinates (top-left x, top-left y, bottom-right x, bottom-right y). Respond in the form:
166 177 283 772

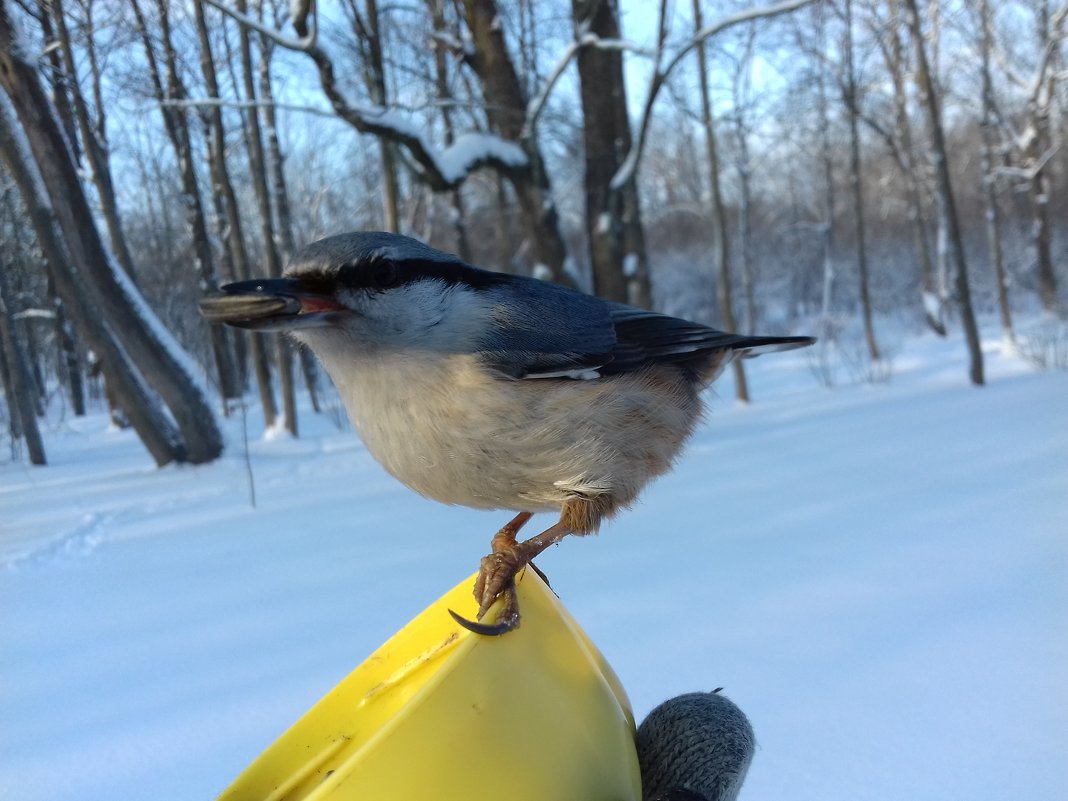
469 511 532 613
452 517 572 636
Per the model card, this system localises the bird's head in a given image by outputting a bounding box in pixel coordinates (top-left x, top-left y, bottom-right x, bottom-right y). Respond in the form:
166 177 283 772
199 232 508 354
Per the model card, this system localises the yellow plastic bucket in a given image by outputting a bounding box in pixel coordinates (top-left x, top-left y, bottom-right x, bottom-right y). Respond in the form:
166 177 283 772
217 569 642 801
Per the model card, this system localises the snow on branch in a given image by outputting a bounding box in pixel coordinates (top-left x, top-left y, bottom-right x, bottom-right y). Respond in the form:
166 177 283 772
203 0 317 51
611 0 816 190
202 0 531 190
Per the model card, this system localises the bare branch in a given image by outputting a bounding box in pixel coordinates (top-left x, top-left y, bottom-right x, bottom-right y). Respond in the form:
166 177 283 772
157 96 335 118
522 33 654 141
995 142 1062 182
202 0 530 190
611 0 816 190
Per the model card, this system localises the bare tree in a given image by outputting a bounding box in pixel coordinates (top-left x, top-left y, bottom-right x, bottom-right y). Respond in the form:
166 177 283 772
726 26 759 333
978 0 1014 341
236 0 298 435
864 0 944 335
458 0 571 280
1020 1 1065 314
0 1 225 458
426 0 472 262
128 0 241 407
0 99 185 465
842 0 880 362
206 0 573 283
341 0 400 232
48 0 139 282
693 0 749 401
902 0 984 386
192 0 278 425
0 241 46 465
256 14 322 413
572 0 651 306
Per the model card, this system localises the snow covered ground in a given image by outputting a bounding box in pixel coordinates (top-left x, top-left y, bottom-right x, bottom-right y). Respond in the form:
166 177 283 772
2 322 1066 801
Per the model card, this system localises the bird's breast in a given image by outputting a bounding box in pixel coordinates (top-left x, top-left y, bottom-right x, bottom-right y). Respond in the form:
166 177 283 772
315 350 701 514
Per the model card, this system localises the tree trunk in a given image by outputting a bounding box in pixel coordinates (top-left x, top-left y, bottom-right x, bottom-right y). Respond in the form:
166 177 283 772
979 0 1013 340
258 42 296 259
237 0 297 436
884 10 944 335
903 0 984 386
48 276 85 416
735 127 756 334
0 3 225 459
729 28 758 333
427 0 472 261
0 256 46 465
571 0 651 306
844 0 880 362
815 36 836 322
0 97 185 465
258 33 321 413
693 0 748 401
1029 1 1059 313
352 0 400 232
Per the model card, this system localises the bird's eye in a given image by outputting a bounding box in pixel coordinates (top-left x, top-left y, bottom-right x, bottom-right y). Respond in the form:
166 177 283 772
371 259 400 290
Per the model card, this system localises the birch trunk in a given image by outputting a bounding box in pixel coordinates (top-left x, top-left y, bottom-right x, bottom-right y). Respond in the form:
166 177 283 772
979 0 1014 339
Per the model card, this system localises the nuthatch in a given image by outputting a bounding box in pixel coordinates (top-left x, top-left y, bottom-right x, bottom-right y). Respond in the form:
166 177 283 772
200 232 814 634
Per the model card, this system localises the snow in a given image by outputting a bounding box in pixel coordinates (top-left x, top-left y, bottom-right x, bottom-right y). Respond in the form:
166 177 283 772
2 322 1066 801
922 290 943 321
353 105 528 185
437 132 528 185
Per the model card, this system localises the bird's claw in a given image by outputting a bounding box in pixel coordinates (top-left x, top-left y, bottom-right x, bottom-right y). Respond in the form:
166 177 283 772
474 549 526 616
450 578 521 636
448 546 531 636
448 604 519 636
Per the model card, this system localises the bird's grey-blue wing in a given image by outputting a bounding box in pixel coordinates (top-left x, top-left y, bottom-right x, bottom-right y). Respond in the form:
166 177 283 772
475 277 617 379
476 280 813 380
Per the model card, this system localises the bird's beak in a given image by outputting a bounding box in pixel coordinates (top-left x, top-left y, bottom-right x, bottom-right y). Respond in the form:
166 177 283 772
199 278 345 331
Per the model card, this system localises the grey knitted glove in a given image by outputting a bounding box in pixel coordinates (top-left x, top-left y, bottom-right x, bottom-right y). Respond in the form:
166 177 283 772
635 691 755 801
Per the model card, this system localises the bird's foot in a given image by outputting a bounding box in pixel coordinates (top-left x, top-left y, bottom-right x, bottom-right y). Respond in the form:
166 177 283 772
450 519 572 637
450 544 528 636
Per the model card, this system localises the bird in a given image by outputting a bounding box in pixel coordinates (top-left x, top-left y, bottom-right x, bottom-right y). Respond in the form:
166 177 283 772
199 231 814 635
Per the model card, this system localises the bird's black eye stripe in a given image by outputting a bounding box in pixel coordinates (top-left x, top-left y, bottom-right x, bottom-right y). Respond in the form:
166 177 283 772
371 259 400 289
331 256 509 293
